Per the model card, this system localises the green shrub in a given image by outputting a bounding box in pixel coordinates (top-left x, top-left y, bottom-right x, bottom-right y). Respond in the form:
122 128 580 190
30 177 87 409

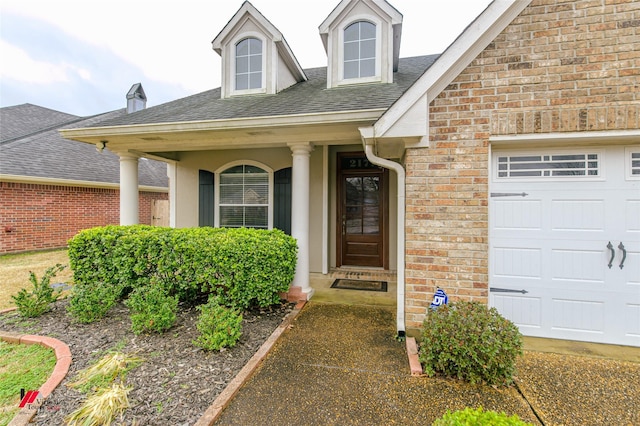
67 281 122 324
194 298 243 351
433 407 533 426
67 226 297 310
419 301 522 386
12 264 66 317
125 283 178 334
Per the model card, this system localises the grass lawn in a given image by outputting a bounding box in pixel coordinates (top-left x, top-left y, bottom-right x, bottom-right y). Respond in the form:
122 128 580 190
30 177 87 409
0 249 73 310
0 341 57 425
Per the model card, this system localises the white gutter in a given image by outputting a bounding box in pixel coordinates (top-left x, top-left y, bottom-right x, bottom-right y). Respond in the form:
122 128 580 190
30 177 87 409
361 134 406 338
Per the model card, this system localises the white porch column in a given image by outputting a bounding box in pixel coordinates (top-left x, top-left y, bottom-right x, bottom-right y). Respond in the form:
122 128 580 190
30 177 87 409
119 153 140 225
289 143 314 299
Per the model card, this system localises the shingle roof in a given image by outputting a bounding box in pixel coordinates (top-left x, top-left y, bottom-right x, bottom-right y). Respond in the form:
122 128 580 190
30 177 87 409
0 104 80 142
0 107 168 188
92 55 439 128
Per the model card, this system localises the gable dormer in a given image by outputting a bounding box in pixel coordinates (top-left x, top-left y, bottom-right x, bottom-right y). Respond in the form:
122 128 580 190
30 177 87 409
212 1 306 99
319 0 402 89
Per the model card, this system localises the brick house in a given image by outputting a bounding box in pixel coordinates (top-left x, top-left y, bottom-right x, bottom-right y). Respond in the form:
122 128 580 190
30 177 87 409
0 85 169 254
61 0 639 346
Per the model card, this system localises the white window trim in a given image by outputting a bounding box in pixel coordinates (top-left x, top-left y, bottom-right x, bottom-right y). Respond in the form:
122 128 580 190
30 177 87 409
625 146 640 180
337 16 382 86
230 32 267 96
214 160 274 229
492 148 606 182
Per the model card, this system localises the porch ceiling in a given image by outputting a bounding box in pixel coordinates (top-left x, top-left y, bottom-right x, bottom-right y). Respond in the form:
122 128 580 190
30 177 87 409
60 111 385 156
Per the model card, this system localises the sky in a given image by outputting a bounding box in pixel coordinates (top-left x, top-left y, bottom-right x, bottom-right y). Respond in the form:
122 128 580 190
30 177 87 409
0 0 492 117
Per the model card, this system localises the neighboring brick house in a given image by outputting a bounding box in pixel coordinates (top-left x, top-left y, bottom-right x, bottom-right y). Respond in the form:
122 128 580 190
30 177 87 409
0 86 169 254
61 0 639 347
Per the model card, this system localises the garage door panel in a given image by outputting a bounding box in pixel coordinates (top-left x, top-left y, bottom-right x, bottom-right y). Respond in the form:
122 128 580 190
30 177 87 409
493 199 541 230
551 248 606 284
551 199 605 231
625 200 640 231
625 304 640 338
551 298 604 333
493 247 541 278
491 294 541 328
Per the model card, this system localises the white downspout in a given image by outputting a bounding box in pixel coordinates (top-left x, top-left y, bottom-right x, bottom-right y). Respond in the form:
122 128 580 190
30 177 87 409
362 141 406 338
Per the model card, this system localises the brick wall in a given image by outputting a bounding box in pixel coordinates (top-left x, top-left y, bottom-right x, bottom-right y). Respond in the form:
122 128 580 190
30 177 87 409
0 182 168 254
404 0 639 330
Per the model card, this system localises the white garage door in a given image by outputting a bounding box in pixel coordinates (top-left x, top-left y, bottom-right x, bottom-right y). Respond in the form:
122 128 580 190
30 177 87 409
490 145 640 347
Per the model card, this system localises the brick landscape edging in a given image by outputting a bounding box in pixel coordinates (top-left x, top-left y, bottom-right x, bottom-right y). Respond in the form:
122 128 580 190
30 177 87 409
0 330 72 426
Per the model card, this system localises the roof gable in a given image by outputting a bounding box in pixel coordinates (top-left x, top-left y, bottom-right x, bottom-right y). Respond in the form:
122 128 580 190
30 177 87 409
371 0 532 142
318 0 403 88
211 1 306 98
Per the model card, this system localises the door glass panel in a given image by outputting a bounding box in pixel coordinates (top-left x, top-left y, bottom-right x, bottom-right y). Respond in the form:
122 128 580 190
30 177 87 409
344 176 379 235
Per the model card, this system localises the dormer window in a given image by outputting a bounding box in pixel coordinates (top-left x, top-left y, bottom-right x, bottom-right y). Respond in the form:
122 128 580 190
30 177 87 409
212 2 306 98
235 37 263 91
344 21 376 79
319 0 402 88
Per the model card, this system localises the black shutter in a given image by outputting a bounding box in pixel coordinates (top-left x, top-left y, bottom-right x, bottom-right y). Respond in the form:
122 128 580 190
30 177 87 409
199 170 214 227
274 167 292 235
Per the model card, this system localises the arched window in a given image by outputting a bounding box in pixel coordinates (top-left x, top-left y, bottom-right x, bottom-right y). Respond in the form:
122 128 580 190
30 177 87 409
235 37 263 90
218 164 269 228
343 21 376 79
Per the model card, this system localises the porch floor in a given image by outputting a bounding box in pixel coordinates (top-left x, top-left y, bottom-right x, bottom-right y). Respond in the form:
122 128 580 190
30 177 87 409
309 269 396 307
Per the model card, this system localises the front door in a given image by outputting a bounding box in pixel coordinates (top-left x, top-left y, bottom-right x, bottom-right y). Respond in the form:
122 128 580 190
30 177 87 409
337 153 388 268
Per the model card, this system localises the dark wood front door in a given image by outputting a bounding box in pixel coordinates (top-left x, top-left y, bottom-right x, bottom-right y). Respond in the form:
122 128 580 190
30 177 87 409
337 153 388 268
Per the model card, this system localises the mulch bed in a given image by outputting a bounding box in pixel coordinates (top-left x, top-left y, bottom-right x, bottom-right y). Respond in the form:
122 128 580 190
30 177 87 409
0 298 293 425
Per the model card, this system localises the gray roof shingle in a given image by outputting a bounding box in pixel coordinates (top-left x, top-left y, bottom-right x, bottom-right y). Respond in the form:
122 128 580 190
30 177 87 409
0 107 168 188
92 55 438 128
1 104 80 142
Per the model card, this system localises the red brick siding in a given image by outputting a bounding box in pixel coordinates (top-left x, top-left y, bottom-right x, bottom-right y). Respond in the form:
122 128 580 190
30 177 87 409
404 0 640 330
0 182 168 254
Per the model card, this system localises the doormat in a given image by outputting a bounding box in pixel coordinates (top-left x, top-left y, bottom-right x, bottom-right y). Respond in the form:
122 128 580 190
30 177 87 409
331 279 387 292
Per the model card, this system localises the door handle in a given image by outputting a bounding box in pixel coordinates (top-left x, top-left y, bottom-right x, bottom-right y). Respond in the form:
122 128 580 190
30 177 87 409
607 241 615 269
618 242 626 269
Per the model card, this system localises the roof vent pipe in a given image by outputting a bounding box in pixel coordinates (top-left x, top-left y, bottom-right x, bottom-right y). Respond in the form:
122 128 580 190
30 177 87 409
361 137 406 338
126 83 147 114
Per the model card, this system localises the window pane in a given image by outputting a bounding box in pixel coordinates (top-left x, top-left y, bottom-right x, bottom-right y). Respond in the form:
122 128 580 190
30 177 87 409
344 61 358 79
361 40 375 59
249 38 262 54
245 165 265 174
249 72 261 89
236 74 248 90
244 173 268 184
236 39 249 56
360 59 375 77
249 55 262 72
360 22 376 39
220 206 244 227
236 56 248 73
244 185 268 204
245 207 268 228
344 41 359 61
220 186 243 204
344 23 359 42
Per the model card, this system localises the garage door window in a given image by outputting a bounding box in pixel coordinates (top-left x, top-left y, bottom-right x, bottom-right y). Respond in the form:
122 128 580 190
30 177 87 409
627 147 640 180
497 152 600 179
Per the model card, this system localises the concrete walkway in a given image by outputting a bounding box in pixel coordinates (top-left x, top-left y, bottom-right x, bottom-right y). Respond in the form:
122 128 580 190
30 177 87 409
212 302 639 426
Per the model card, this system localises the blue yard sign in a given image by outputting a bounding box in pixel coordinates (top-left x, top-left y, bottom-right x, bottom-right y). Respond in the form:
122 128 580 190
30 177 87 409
430 288 448 309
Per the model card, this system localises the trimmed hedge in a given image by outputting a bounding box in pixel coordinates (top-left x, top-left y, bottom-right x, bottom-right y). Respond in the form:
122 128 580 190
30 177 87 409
67 225 297 323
